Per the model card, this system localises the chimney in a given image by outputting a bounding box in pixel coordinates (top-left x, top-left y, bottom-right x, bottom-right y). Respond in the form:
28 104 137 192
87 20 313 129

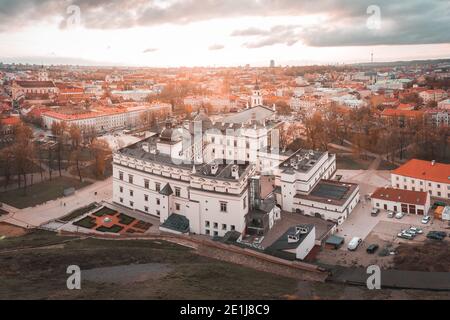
210 163 219 175
231 165 239 180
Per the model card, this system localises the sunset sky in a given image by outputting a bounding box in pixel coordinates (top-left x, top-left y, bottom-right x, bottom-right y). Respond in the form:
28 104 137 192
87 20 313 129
1 0 449 67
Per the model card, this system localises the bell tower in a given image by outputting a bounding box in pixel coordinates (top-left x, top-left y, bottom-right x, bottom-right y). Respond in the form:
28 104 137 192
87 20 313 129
251 79 262 108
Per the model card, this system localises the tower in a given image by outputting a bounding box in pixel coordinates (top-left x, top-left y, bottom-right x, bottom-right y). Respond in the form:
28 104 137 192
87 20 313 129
38 66 49 81
251 79 262 108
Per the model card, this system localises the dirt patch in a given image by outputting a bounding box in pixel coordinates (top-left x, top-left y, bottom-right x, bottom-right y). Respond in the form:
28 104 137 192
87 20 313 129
0 223 28 238
82 263 172 284
394 240 450 272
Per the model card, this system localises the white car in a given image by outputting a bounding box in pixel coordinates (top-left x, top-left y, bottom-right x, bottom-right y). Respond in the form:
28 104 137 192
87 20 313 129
387 211 394 218
409 227 423 234
347 237 362 251
395 212 405 219
421 216 431 224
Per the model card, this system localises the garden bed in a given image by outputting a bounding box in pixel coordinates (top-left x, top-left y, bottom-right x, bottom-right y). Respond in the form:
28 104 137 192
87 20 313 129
118 213 136 225
96 225 124 233
73 216 97 229
92 207 117 217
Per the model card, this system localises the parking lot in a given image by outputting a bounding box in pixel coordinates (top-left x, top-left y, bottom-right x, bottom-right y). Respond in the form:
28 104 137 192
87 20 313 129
317 211 450 268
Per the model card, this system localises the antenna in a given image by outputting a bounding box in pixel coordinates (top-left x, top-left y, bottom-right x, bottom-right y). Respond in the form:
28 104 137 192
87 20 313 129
371 52 374 64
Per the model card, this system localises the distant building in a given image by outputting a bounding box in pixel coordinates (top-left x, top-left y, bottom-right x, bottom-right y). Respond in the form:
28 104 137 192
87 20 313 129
42 103 171 133
11 80 58 100
270 60 275 68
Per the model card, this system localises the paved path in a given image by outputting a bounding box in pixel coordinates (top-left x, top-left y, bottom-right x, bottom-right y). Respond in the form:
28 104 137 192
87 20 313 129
327 265 450 291
0 177 113 228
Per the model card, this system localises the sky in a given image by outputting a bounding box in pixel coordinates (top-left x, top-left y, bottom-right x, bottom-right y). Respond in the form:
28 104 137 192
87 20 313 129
0 0 449 67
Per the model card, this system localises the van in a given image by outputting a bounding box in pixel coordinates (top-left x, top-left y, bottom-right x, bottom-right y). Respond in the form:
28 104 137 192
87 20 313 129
347 237 362 251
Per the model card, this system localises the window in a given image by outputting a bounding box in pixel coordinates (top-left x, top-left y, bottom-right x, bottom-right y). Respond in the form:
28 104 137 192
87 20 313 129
438 192 441 197
155 183 161 192
129 190 134 197
144 206 149 212
231 225 235 231
220 202 227 212
213 222 218 229
128 175 133 184
119 171 123 180
205 229 210 235
175 203 181 211
222 224 227 230
119 186 123 193
211 137 215 143
437 184 441 188
213 231 218 236
119 197 123 203
175 187 181 197
129 201 134 207
144 194 148 201
156 210 160 216
144 179 150 189
243 197 247 209
156 198 160 205
205 221 210 227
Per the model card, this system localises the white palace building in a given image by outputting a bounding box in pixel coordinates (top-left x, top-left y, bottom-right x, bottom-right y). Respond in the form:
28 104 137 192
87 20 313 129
112 86 360 237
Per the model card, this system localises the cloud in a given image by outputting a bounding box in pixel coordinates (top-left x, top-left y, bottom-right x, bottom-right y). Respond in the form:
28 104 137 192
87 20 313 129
1 0 449 47
208 44 225 50
143 48 158 53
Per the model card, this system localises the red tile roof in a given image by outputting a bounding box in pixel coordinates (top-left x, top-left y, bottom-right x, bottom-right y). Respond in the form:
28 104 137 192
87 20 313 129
392 159 450 184
371 187 428 205
1 117 21 126
381 109 423 118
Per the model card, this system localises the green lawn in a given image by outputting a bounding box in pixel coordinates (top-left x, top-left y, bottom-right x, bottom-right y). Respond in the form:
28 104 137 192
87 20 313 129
336 154 374 170
0 177 91 209
118 213 135 225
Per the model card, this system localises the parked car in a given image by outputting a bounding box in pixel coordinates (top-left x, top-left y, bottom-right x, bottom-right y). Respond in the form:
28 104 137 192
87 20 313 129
366 244 379 254
398 232 414 240
347 237 362 251
421 216 431 224
371 208 380 217
427 232 445 241
405 229 418 236
387 211 394 218
395 212 405 219
409 227 423 234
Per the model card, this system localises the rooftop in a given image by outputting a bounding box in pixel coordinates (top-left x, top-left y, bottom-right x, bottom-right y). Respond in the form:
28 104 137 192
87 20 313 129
278 149 326 174
371 187 428 205
294 179 359 206
392 159 450 184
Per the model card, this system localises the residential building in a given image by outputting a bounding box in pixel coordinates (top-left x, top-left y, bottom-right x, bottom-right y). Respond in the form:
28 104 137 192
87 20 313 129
391 159 450 199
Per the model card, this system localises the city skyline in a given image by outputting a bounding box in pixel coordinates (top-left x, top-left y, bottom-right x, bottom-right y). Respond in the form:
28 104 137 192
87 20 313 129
1 0 450 67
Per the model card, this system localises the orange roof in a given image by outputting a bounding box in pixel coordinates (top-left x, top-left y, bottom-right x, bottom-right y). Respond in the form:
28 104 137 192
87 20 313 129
392 159 450 184
1 117 21 126
371 187 428 205
381 109 423 118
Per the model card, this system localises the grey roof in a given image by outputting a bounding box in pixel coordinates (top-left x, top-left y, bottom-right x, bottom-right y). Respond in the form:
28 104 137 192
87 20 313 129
279 149 327 174
159 183 173 196
160 213 189 233
219 106 274 124
325 235 345 246
265 224 314 252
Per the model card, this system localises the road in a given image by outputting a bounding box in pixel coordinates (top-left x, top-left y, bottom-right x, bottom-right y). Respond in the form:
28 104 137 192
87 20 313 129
1 177 113 228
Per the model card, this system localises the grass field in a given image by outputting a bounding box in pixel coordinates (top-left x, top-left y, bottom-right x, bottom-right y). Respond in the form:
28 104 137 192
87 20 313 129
336 154 374 170
0 177 91 209
0 230 296 300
